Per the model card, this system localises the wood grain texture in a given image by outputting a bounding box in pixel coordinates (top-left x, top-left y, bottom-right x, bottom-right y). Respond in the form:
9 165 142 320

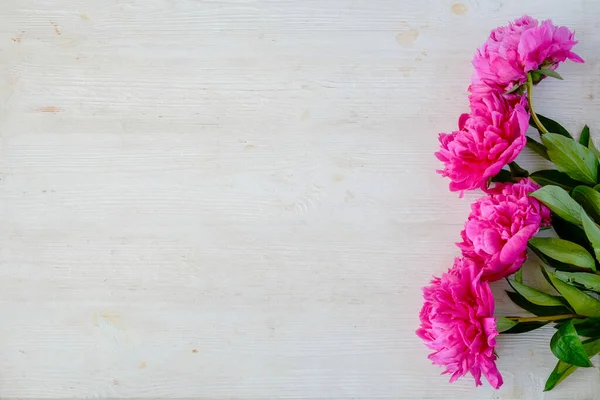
1 0 599 398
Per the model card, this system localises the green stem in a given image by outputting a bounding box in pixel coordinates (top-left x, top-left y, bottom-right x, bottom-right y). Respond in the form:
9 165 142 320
527 72 549 135
506 313 580 323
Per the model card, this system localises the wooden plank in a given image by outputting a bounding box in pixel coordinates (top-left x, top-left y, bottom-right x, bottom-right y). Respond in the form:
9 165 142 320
0 1 598 398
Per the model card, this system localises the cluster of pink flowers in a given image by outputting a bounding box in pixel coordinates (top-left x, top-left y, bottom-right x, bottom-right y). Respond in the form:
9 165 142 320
436 15 583 194
419 15 582 389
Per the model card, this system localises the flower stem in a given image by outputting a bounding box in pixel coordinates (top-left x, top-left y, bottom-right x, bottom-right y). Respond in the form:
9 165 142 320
527 72 549 135
506 313 580 323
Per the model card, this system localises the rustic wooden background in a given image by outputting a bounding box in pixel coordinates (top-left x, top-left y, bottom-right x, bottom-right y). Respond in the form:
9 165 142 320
0 0 598 398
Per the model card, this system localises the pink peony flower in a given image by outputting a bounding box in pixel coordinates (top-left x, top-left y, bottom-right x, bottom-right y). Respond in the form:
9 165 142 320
458 178 551 281
519 19 584 72
416 257 502 389
435 93 529 193
468 72 497 103
472 15 583 93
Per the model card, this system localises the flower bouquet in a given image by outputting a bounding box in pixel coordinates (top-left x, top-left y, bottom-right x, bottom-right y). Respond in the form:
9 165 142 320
418 15 600 391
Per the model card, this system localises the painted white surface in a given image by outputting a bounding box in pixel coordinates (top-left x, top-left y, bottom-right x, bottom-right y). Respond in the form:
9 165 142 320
0 0 599 398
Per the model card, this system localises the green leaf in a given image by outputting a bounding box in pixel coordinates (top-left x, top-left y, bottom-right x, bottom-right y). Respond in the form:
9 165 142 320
545 359 576 391
572 186 600 224
529 244 577 272
530 114 573 139
550 320 593 367
540 265 555 285
502 320 549 334
531 185 584 226
505 290 572 317
529 170 583 191
496 317 518 333
515 268 523 283
508 161 529 178
594 184 600 193
555 271 600 293
547 271 600 317
583 335 600 352
526 136 550 160
572 318 600 337
491 169 511 183
533 68 564 80
529 237 596 271
529 114 573 139
587 128 600 160
508 280 565 306
545 337 600 391
504 84 522 95
542 133 599 185
580 125 591 147
581 210 600 263
552 216 594 254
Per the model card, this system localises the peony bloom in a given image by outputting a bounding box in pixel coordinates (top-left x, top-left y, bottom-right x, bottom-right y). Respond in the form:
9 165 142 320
435 93 529 193
458 178 551 281
519 19 584 73
416 257 502 389
468 72 497 103
472 15 583 93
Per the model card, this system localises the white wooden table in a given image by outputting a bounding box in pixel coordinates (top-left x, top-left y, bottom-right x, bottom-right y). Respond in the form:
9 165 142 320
1 1 599 398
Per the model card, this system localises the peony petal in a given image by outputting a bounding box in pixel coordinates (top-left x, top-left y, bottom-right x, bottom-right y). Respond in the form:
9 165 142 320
481 359 504 389
499 224 538 265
